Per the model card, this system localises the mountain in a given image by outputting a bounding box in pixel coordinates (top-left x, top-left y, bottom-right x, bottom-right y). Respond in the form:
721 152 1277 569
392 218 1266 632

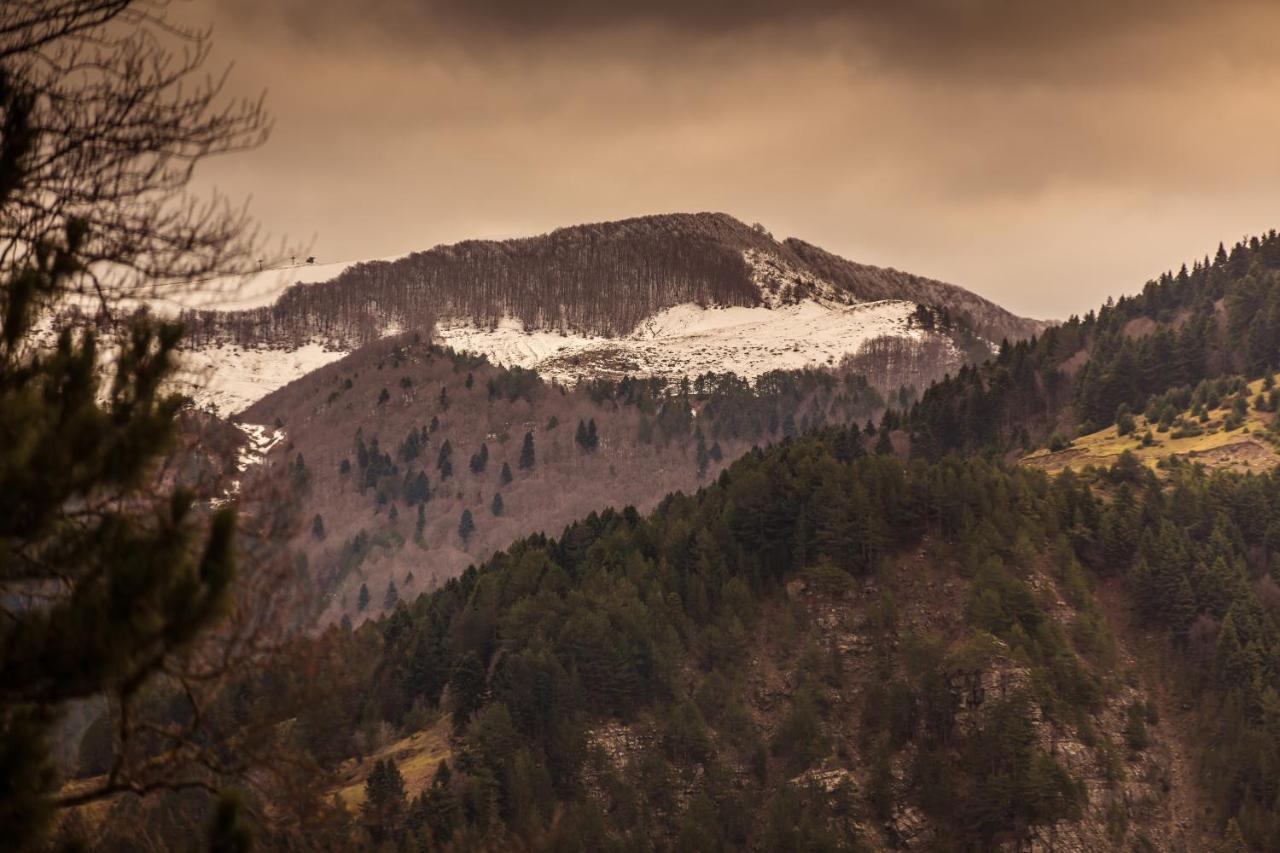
57 230 1280 852
176 213 1045 414
236 333 889 628
88 425 1230 851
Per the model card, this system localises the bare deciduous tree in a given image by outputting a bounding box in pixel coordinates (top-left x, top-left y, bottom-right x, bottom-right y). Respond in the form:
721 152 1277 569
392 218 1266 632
0 2 293 847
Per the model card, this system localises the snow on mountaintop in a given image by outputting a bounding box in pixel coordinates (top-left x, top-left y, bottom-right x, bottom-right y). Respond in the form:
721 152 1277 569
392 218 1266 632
432 250 939 384
436 297 930 385
178 249 944 413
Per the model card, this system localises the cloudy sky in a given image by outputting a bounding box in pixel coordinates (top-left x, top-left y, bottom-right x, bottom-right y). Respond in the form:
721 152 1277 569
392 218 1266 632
187 0 1280 319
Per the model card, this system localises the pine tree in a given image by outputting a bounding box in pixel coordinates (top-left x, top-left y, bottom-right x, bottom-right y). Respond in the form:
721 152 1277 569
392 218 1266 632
519 431 536 469
875 425 893 455
694 426 709 478
469 443 488 474
437 440 453 480
358 583 371 612
1115 403 1135 436
378 387 390 405
416 504 426 540
500 461 513 484
0 6 272 843
361 758 407 843
459 509 475 545
439 385 449 411
384 580 399 609
491 493 504 516
292 452 311 491
311 514 326 540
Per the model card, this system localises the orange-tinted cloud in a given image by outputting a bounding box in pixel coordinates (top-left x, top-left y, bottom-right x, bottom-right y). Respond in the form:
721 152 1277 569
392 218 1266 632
187 0 1280 318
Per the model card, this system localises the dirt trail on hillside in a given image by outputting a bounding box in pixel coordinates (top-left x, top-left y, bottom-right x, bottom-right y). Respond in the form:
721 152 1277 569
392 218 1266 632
1094 578 1215 852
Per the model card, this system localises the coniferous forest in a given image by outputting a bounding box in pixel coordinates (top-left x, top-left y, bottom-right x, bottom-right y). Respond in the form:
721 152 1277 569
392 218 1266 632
9 2 1280 852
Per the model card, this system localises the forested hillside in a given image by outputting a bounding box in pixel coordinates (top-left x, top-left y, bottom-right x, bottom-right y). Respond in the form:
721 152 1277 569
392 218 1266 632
178 213 1045 350
239 333 891 627
69 425 1269 851
908 231 1280 457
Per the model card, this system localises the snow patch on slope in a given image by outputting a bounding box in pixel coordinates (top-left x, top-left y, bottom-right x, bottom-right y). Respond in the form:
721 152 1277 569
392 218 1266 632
179 342 348 416
436 298 926 385
212 422 285 507
428 248 929 384
177 249 937 411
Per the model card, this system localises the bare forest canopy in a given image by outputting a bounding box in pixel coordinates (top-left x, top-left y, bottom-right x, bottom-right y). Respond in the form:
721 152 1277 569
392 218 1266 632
180 213 1047 350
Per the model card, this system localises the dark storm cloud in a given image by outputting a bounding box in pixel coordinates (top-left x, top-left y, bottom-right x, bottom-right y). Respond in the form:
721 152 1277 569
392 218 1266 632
191 0 1280 320
216 0 1233 79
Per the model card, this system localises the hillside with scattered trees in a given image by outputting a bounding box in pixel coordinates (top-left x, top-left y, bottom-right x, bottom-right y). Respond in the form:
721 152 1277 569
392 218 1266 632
239 332 892 627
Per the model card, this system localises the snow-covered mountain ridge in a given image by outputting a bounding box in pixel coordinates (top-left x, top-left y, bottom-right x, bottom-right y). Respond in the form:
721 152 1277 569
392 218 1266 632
173 214 1039 413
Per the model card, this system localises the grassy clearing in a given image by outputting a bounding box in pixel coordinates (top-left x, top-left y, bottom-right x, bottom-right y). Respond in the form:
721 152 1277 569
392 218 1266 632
1024 375 1280 475
333 718 453 809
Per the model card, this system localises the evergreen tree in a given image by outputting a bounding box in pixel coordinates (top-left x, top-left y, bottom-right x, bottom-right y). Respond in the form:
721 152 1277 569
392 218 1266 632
416 504 426 540
358 583 371 612
361 758 407 844
292 452 311 491
469 443 489 474
0 4 271 843
378 387 390 405
311 514 326 540
875 424 893 455
458 509 475 545
404 470 430 505
491 492 504 516
439 385 449 411
500 461 513 484
1115 403 1136 436
437 440 453 480
385 580 399 610
519 431 536 469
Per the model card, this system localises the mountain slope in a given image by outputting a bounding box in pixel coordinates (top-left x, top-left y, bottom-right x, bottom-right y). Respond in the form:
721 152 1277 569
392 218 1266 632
908 230 1280 459
237 333 888 627
95 427 1223 851
176 213 1043 413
